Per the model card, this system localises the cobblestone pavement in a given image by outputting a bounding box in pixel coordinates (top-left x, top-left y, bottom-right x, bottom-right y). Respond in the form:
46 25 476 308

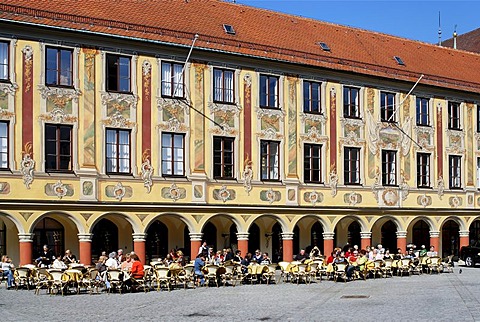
1 266 479 321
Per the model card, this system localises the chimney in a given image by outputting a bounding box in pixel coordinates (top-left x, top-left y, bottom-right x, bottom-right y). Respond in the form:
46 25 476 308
453 25 457 49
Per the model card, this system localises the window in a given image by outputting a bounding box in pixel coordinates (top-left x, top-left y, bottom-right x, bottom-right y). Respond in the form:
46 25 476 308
106 54 131 92
0 41 8 81
477 106 480 133
417 153 431 188
380 92 396 122
344 147 361 185
416 97 430 126
223 24 236 35
303 81 321 114
45 47 73 87
448 102 461 130
161 133 185 176
381 150 397 186
0 122 8 170
260 140 279 180
477 157 480 189
343 86 360 118
45 124 72 172
449 155 462 189
213 137 234 179
161 62 184 98
213 69 234 104
106 128 131 174
259 75 279 109
304 143 322 183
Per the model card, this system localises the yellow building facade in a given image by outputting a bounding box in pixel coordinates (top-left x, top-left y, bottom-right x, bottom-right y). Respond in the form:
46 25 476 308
0 1 480 265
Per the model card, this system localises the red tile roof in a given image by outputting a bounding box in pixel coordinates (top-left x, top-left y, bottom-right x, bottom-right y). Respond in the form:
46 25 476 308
1 0 480 93
443 28 480 54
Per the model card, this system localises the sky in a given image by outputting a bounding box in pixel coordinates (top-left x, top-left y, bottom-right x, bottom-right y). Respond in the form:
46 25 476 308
237 1 479 44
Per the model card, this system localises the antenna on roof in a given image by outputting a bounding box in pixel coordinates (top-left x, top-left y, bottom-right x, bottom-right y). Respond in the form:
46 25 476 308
453 24 458 49
438 11 442 46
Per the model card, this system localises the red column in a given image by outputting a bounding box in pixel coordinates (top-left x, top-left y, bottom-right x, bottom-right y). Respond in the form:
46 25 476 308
459 230 470 249
18 233 34 266
133 233 147 264
282 233 294 262
78 234 93 265
236 233 249 257
396 231 407 253
429 231 440 253
360 232 371 250
189 233 203 261
323 232 334 256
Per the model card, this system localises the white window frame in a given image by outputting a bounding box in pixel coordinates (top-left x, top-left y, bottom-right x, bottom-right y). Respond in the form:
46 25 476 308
342 85 363 119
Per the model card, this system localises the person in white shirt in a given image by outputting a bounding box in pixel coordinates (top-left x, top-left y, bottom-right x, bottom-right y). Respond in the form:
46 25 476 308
427 246 438 257
105 252 119 269
1 255 15 289
52 256 67 270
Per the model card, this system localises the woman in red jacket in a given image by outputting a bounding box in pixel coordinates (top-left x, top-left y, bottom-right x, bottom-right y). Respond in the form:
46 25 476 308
130 253 144 279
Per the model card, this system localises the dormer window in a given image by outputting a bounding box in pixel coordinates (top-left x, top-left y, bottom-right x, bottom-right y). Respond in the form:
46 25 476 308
223 24 236 35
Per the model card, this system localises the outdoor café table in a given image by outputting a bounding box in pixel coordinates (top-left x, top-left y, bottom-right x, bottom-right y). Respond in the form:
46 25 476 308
248 264 268 275
63 269 82 293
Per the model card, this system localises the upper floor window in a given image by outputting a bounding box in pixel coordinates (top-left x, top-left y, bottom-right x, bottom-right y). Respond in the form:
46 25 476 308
213 136 234 179
448 102 461 130
46 47 73 87
161 132 185 177
260 140 280 180
106 54 131 93
45 124 72 172
0 41 8 81
477 157 480 189
259 75 279 109
0 122 8 170
161 62 184 98
344 147 361 185
213 68 234 104
416 97 430 126
381 150 397 186
477 106 480 133
449 155 462 189
417 152 431 188
304 143 322 183
303 81 321 114
380 92 396 122
106 128 131 174
343 86 360 118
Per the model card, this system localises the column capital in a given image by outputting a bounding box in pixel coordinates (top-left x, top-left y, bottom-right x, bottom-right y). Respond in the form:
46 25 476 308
132 233 147 242
281 232 294 240
360 232 372 239
429 230 440 238
459 230 470 237
189 232 203 241
396 231 407 238
18 233 34 242
78 233 93 242
322 232 335 240
236 232 249 240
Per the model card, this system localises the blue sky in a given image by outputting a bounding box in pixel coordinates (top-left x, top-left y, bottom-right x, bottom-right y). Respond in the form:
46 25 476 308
237 1 479 44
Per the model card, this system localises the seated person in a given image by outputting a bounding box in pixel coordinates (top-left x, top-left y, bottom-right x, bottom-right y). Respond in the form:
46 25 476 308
175 250 185 267
383 249 392 260
62 249 77 265
346 251 358 279
260 253 271 265
1 255 15 289
36 245 55 268
120 253 133 271
419 245 428 257
130 254 144 279
233 250 243 263
106 252 119 269
426 246 438 257
52 255 67 270
193 254 206 286
309 246 322 259
295 249 308 263
394 248 404 260
252 250 262 263
326 252 336 265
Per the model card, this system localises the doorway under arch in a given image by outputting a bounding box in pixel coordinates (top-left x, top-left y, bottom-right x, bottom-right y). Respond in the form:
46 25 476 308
91 218 119 258
33 217 64 259
146 220 168 261
442 220 459 257
248 223 260 254
381 220 397 251
412 220 429 249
